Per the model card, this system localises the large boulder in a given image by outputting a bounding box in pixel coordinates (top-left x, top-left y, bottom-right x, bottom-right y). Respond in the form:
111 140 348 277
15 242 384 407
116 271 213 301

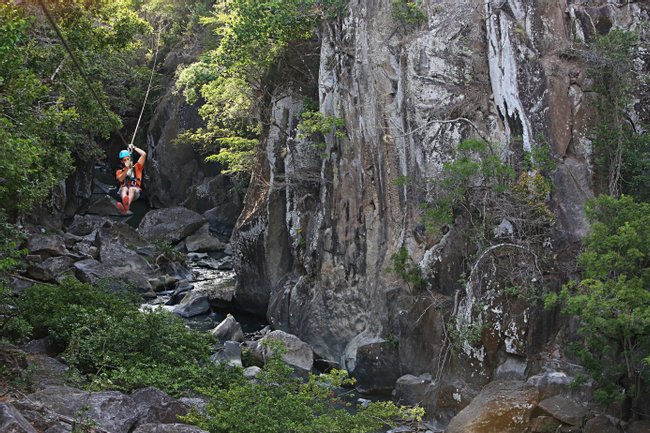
86 194 128 216
211 314 245 342
184 223 225 253
260 330 314 371
131 387 189 424
537 395 588 427
27 234 67 259
27 385 140 433
138 207 206 244
350 341 400 394
172 291 211 318
445 381 539 433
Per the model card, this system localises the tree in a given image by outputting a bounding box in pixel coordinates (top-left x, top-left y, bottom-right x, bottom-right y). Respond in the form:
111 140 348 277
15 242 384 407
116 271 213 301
553 195 650 410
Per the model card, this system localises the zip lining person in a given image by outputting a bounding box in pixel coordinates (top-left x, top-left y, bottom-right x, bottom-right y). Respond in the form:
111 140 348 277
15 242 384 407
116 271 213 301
115 144 146 215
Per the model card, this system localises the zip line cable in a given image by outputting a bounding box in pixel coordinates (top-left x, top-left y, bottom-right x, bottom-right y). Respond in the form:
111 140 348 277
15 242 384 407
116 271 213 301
36 0 160 148
130 27 161 146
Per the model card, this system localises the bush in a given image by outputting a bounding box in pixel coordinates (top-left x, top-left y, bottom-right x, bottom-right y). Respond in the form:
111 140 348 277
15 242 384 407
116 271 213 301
554 195 650 408
3 278 241 396
183 353 422 433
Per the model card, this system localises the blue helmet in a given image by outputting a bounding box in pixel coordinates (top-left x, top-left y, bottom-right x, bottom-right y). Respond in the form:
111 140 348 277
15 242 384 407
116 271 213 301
119 150 131 159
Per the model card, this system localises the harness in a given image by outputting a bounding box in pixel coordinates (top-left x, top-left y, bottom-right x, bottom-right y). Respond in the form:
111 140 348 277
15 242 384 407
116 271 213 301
122 165 141 188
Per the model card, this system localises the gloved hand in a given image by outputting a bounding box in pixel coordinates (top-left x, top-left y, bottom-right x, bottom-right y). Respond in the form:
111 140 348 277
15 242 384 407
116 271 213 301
128 144 135 152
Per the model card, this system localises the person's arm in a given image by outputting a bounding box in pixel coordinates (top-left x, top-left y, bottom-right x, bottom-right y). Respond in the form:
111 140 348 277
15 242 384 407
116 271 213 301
130 144 147 166
116 158 132 183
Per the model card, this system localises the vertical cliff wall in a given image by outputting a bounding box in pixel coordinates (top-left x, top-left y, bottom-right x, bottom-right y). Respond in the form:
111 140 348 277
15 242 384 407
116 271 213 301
231 0 649 419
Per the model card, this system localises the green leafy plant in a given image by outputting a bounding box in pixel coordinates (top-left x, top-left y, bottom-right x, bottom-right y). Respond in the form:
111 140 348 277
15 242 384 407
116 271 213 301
550 195 650 408
391 0 427 27
388 246 427 291
296 110 346 154
572 29 650 198
2 278 242 396
183 347 421 433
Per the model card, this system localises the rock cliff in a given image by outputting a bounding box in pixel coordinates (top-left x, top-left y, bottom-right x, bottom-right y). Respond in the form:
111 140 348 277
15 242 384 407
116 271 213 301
231 0 649 422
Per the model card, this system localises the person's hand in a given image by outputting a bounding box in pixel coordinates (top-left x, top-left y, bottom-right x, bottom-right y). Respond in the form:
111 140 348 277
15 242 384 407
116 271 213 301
128 144 135 152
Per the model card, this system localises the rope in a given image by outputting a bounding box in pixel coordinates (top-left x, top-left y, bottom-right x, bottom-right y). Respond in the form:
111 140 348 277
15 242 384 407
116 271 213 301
130 27 162 146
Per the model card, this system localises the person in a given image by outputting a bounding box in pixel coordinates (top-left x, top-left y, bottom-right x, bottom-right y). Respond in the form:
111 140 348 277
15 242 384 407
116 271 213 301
115 144 146 215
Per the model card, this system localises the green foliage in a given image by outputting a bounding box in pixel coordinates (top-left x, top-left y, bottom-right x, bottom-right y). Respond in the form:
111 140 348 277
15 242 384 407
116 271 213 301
213 0 343 78
183 352 420 433
448 320 483 352
296 110 346 154
175 0 346 178
0 211 26 275
391 0 427 27
388 246 427 291
557 195 650 405
578 28 650 198
2 278 242 396
423 139 515 230
0 1 157 219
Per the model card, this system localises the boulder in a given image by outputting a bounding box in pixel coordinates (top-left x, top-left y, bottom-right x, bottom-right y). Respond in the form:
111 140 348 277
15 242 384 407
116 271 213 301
66 214 110 236
132 423 209 433
184 223 225 252
351 341 400 394
27 385 140 433
529 415 561 433
445 381 539 433
203 204 241 239
243 366 262 379
583 415 622 433
628 420 650 433
210 341 243 368
393 373 433 406
27 234 67 259
26 256 75 282
86 194 128 216
495 356 528 381
537 395 588 427
137 207 206 244
131 387 189 424
74 245 153 291
172 291 211 318
211 314 245 342
261 330 314 371
0 402 38 433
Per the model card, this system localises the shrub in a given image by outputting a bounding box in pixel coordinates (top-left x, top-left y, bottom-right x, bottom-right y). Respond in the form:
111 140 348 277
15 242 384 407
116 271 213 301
3 278 241 396
553 195 650 408
183 353 422 433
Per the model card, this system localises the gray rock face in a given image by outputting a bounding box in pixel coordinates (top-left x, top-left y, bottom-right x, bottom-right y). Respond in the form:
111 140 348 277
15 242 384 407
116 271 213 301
184 223 225 252
0 403 38 433
210 341 243 368
351 341 400 394
27 234 67 259
138 207 206 244
228 0 649 422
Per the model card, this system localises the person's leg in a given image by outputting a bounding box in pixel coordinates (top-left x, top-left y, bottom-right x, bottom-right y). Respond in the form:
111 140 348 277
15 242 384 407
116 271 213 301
117 187 128 214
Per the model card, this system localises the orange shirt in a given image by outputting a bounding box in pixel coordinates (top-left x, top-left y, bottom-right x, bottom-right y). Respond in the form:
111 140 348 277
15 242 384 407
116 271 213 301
116 162 143 189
